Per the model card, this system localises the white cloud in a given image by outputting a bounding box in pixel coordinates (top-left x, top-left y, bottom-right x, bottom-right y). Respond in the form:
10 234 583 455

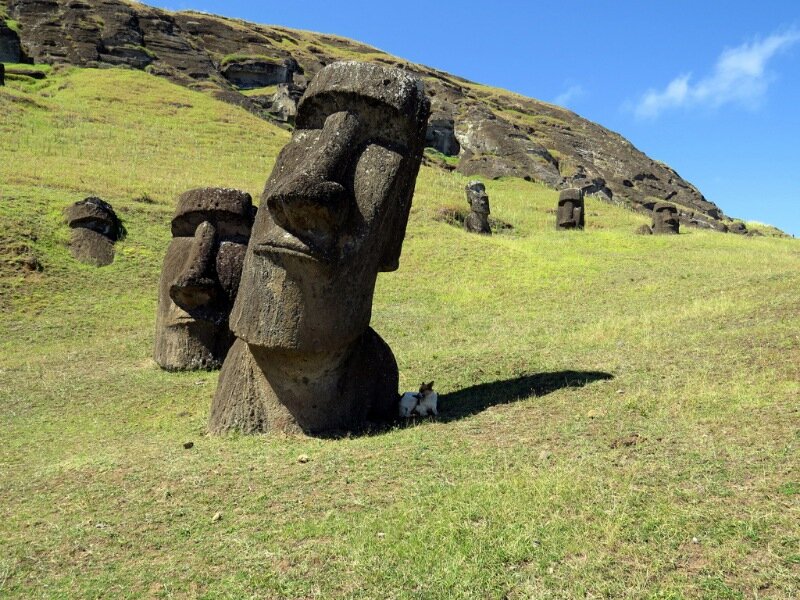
633 29 800 119
553 84 585 108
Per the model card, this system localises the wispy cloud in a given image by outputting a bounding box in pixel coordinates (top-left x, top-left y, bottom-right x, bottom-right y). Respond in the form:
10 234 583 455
553 84 585 108
633 28 800 119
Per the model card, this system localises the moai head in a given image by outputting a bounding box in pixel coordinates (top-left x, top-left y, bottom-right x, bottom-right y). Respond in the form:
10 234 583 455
556 188 585 230
64 197 123 266
154 188 255 371
652 202 680 234
229 61 430 354
464 181 491 235
466 181 490 215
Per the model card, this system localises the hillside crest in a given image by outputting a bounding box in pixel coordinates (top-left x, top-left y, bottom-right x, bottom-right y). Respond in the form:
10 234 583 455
2 0 753 232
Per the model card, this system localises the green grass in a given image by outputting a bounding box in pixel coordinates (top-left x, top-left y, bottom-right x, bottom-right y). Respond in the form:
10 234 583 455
1 67 799 599
240 84 278 98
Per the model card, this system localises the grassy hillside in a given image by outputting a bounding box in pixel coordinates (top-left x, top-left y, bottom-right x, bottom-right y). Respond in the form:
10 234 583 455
1 66 798 599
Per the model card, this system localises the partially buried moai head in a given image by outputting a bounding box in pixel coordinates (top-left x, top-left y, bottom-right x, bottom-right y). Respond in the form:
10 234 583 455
466 181 490 214
556 188 585 230
652 202 680 234
229 61 430 354
64 197 124 266
154 188 255 371
464 181 491 235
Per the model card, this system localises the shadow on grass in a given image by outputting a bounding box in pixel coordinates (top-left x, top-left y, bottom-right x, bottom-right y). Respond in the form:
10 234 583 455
436 370 614 423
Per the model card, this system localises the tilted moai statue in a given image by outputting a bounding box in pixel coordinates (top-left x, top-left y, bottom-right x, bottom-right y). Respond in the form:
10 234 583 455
64 197 123 266
154 188 255 371
464 181 491 235
209 61 430 435
556 188 585 230
652 202 680 234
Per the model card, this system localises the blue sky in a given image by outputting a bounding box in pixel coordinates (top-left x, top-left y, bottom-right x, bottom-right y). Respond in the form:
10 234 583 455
143 1 800 236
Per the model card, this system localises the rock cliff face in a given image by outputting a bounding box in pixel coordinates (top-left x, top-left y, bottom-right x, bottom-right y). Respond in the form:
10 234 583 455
4 0 739 230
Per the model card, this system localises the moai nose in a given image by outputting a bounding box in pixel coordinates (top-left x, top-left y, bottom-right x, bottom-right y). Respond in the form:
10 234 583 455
170 221 219 311
266 111 360 255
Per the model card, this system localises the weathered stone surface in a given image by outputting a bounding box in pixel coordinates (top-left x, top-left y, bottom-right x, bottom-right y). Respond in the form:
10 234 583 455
652 202 680 235
455 107 562 186
4 66 46 79
64 196 122 266
267 82 305 123
556 188 585 230
209 61 430 435
0 20 23 63
464 181 491 235
154 187 255 371
425 113 460 156
635 224 653 235
727 221 748 235
220 57 298 89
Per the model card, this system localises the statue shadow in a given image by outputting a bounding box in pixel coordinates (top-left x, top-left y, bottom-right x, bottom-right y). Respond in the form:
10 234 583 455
434 370 614 423
333 370 614 438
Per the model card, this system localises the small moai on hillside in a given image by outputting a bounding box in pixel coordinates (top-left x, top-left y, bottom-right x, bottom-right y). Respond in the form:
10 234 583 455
154 187 255 371
464 181 491 235
652 202 680 234
727 221 748 235
209 61 430 436
556 188 585 230
64 197 123 266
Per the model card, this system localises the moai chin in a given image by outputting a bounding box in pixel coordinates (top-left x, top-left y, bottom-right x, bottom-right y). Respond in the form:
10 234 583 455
652 202 680 234
64 197 123 266
464 181 491 235
154 188 255 371
209 61 431 435
556 188 585 230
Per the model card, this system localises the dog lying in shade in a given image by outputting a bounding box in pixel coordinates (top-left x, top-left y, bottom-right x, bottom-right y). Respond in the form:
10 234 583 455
398 381 438 417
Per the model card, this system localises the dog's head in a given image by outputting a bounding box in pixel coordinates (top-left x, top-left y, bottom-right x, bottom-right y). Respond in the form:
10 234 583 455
418 381 435 396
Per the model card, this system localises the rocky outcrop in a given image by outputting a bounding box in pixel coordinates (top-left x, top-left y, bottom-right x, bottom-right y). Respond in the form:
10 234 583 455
6 0 753 232
267 82 304 123
425 114 459 156
0 19 23 62
220 57 299 89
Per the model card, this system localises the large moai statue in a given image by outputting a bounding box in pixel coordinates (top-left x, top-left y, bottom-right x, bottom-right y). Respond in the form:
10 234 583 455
64 197 124 266
154 188 255 371
652 202 680 234
209 61 430 435
556 188 585 230
464 181 491 235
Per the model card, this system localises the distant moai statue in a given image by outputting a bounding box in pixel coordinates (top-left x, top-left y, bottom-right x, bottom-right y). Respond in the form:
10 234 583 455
153 188 255 371
556 188 585 230
64 197 124 266
464 181 491 235
652 202 680 234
